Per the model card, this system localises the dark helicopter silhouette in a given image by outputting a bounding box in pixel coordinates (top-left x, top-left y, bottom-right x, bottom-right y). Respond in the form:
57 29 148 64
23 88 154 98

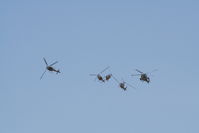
131 69 157 83
40 58 60 80
90 66 111 82
112 75 136 91
105 74 112 81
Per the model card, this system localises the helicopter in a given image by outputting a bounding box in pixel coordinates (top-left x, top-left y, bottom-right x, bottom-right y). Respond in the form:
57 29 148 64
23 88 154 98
112 75 135 91
105 74 112 81
40 58 60 80
131 69 157 83
90 66 111 82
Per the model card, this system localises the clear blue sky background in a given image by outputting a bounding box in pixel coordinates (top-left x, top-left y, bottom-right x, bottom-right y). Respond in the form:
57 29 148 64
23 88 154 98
1 0 199 133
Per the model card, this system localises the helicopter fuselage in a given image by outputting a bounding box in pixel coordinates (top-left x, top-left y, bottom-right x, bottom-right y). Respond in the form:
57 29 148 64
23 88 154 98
105 74 112 81
47 66 54 71
119 83 127 91
97 74 105 82
47 66 60 73
140 74 150 83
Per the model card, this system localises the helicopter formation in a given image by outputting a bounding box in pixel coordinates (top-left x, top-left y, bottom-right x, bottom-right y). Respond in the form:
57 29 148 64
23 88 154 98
40 58 157 91
89 66 157 91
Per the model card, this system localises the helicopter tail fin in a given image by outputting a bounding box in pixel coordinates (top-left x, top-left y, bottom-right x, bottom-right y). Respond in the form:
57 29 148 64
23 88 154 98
56 69 60 74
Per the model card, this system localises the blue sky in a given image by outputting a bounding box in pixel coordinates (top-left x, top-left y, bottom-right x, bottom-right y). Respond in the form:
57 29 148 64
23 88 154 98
1 0 199 133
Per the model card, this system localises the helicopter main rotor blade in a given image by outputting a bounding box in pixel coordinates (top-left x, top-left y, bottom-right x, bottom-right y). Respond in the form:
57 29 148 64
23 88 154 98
99 66 110 74
40 70 47 80
131 74 142 76
146 69 158 76
126 82 136 90
49 61 58 66
43 58 48 66
89 74 97 76
112 75 120 84
136 69 143 74
149 69 158 74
